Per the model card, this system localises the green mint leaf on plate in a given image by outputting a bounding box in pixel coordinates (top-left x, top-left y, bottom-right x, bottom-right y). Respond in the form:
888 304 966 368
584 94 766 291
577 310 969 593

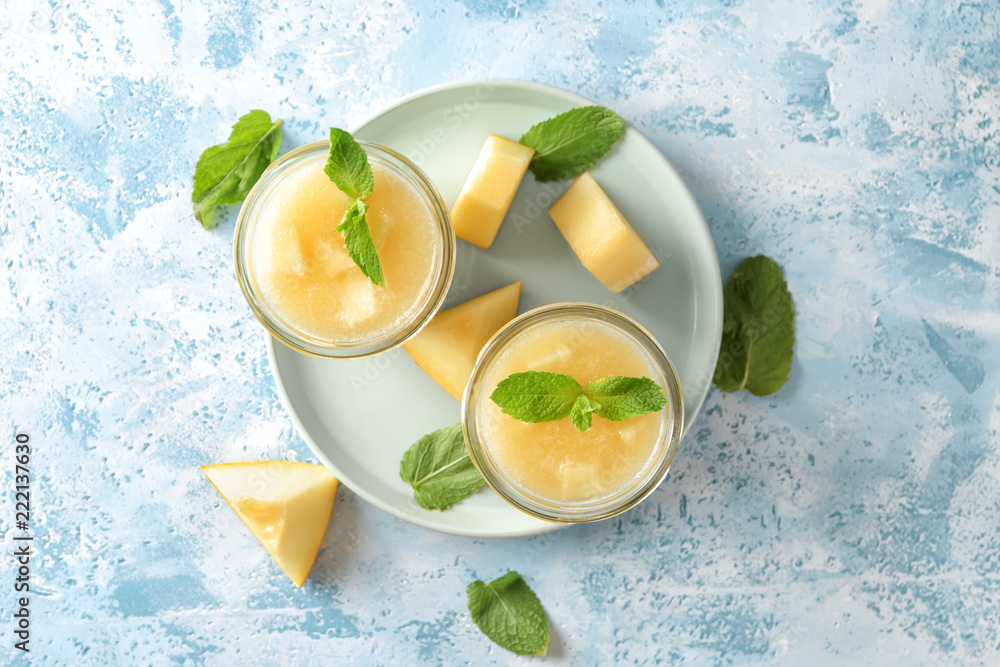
569 395 599 432
586 376 667 421
324 127 374 200
399 423 484 510
335 199 384 287
519 106 625 182
192 110 283 229
467 571 549 656
490 371 583 423
713 255 795 396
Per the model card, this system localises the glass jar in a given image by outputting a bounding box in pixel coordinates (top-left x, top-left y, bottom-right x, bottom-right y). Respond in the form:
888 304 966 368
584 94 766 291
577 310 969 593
462 303 684 523
234 140 455 358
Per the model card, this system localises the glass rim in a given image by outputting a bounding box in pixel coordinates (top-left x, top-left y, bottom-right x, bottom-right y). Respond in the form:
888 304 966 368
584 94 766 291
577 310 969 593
461 303 685 524
233 140 456 359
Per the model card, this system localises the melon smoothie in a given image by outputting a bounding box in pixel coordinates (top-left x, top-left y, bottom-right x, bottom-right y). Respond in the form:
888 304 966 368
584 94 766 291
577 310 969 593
235 141 455 357
463 304 684 522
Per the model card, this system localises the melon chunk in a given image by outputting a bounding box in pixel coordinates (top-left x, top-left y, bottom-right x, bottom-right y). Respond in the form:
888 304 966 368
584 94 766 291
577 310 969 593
548 172 659 293
202 461 338 587
559 462 602 501
450 135 534 248
404 282 521 399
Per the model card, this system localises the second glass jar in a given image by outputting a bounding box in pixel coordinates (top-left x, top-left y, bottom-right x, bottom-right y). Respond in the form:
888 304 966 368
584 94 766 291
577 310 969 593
462 303 684 523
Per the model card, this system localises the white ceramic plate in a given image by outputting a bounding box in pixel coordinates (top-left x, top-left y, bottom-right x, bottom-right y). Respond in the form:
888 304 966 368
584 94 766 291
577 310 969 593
267 79 723 538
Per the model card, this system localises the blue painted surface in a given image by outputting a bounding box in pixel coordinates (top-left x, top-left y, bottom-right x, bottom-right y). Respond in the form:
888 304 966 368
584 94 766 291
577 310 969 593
2 0 999 664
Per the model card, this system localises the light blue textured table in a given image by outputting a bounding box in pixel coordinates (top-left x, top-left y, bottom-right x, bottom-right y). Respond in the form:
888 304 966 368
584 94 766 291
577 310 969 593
2 1 998 665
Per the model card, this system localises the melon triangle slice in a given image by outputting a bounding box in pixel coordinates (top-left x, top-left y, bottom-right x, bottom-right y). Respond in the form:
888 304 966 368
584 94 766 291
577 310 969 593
202 461 339 587
404 282 521 400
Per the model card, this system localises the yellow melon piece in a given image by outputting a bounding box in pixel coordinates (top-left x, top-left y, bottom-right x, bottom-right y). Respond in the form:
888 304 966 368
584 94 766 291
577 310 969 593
202 461 338 587
559 462 602 501
404 282 521 400
450 135 534 248
548 172 659 293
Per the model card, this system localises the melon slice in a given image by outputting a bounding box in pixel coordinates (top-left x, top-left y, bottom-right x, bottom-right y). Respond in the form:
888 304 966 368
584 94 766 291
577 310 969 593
202 461 339 587
404 282 522 400
548 172 659 293
450 135 534 248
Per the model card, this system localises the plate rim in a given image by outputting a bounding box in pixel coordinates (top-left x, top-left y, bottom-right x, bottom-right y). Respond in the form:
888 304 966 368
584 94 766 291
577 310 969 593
265 78 723 538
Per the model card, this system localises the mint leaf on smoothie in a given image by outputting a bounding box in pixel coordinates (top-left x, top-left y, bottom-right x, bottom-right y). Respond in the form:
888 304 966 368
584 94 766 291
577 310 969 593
324 128 374 199
586 376 667 420
570 394 599 432
491 371 666 432
467 571 549 656
192 109 283 228
399 423 485 510
336 199 384 287
324 127 383 286
519 106 625 182
490 371 583 423
713 255 795 396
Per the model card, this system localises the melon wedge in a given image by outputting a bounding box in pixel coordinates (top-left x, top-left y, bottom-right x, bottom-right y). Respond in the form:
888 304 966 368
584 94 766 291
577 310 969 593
548 172 659 293
202 461 338 587
450 135 534 248
404 282 521 400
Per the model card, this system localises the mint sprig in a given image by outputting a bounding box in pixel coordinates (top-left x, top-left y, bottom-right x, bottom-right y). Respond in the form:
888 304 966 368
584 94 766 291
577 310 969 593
335 199 383 287
490 371 666 432
570 394 599 431
519 106 625 182
488 371 582 423
192 110 283 228
324 128 384 287
713 255 795 395
399 423 485 510
585 375 668 420
325 128 374 200
467 571 549 656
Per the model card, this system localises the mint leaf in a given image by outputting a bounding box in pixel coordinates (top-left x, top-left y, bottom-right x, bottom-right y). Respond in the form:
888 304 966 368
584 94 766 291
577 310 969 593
490 371 582 423
336 199 384 287
399 423 484 510
325 127 374 200
519 106 625 182
713 255 795 396
192 110 282 228
569 394 599 432
325 128 383 286
585 376 667 421
491 371 668 429
467 571 549 656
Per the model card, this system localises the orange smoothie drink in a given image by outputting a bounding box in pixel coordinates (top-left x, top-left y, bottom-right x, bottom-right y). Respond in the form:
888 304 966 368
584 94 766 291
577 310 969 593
235 142 454 358
463 304 684 523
